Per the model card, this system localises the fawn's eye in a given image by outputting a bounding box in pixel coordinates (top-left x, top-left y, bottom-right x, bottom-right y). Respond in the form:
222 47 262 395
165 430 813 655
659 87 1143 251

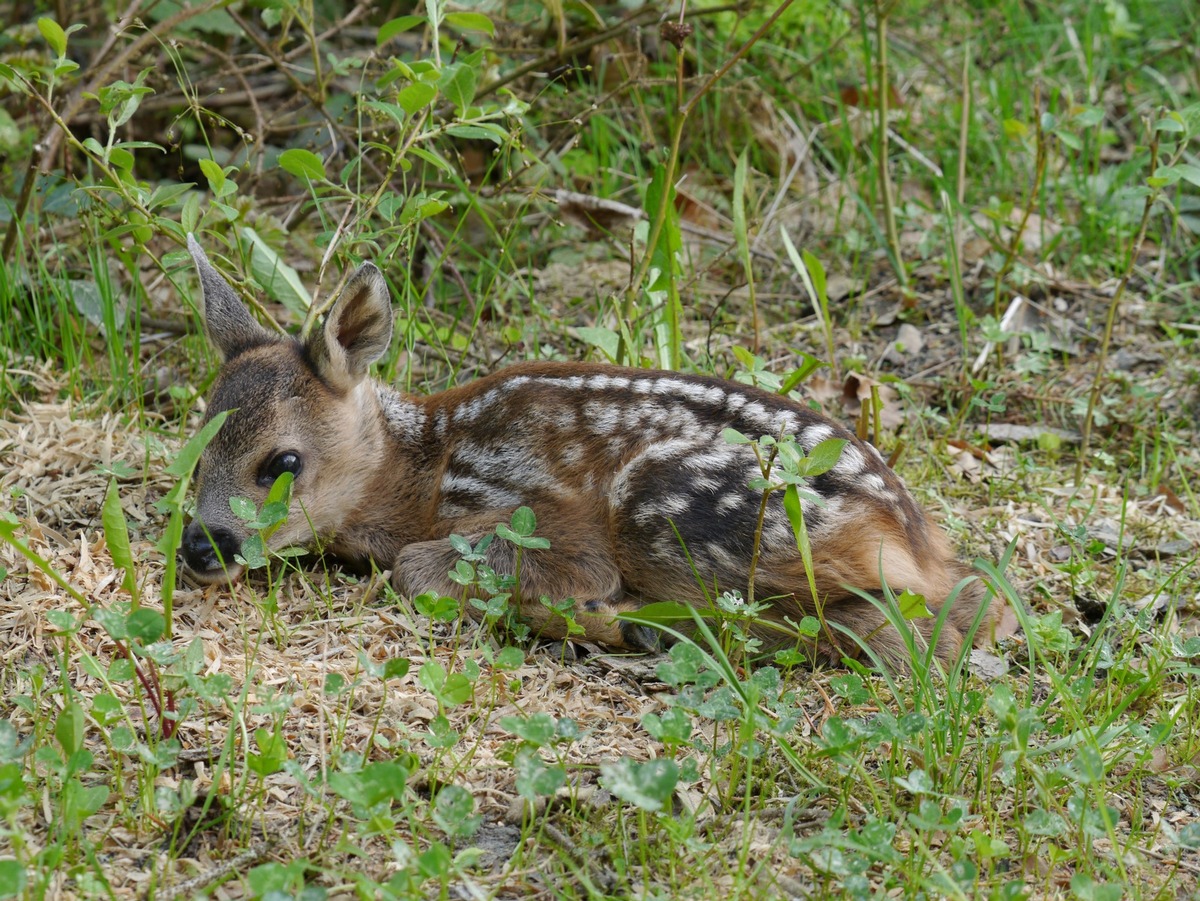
259 451 303 486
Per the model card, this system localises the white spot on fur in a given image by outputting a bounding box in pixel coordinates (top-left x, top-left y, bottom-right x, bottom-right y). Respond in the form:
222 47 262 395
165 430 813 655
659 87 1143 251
584 400 621 435
609 437 696 506
833 444 865 476
376 386 426 438
775 413 800 437
454 388 502 424
451 443 562 493
717 492 745 514
800 423 835 449
651 379 726 407
440 472 521 509
682 445 741 474
740 400 769 426
863 473 887 494
701 541 740 573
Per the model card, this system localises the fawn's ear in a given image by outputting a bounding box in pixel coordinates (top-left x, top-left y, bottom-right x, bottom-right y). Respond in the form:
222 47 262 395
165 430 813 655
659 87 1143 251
188 234 276 361
305 262 394 393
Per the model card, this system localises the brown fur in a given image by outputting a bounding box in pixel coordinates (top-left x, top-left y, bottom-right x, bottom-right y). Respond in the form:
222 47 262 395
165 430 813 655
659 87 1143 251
182 237 995 670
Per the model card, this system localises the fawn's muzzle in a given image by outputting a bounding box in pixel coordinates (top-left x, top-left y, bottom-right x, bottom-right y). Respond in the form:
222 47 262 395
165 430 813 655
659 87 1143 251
182 519 244 582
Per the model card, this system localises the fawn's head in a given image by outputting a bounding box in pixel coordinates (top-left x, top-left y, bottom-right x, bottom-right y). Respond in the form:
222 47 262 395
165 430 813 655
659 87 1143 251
181 236 395 584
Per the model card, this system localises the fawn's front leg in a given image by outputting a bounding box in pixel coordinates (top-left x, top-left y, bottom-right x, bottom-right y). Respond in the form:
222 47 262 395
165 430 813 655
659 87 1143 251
391 504 657 648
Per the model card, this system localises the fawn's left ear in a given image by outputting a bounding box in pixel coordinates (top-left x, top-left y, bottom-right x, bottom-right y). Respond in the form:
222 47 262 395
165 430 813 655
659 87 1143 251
188 234 277 361
305 262 394 393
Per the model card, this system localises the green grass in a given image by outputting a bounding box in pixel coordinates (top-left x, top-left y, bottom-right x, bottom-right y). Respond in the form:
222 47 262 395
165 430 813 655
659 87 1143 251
1 0 1199 898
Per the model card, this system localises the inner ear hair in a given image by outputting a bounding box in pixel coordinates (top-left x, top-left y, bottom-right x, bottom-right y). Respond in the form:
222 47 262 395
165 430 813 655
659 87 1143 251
309 261 394 389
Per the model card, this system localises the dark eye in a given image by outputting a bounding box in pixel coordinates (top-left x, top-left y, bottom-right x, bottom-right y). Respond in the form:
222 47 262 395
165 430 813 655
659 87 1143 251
259 451 303 486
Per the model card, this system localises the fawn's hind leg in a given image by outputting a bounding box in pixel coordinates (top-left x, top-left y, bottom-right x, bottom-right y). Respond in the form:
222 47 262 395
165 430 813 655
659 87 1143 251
391 503 656 648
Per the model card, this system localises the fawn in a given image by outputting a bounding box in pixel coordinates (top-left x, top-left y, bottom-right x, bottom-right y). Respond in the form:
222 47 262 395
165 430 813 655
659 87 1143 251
181 236 993 668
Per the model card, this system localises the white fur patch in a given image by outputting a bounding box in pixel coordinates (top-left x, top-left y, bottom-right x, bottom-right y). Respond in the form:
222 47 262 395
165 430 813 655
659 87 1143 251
833 444 865 476
800 423 835 449
376 386 426 437
439 472 522 511
583 399 622 435
559 444 585 468
717 491 747 514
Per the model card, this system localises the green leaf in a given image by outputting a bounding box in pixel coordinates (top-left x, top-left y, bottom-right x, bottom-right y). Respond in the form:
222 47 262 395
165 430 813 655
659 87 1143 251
803 437 848 475
445 123 507 144
1154 114 1185 133
621 600 703 625
197 158 226 195
364 99 408 126
278 148 326 181
783 482 805 549
146 181 194 212
600 757 679 812
572 326 621 361
722 427 752 445
126 608 165 644
165 410 230 479
407 146 453 173
432 784 480 839
243 227 311 316
264 470 294 507
493 646 525 671
418 661 473 706
247 726 287 776
732 147 751 262
60 778 109 831
37 18 67 57
1160 163 1200 188
438 62 477 115
800 248 828 310
444 12 494 34
778 353 826 393
501 712 557 747
513 747 565 800
381 657 410 681
509 507 536 537
0 859 27 896
108 145 136 170
413 592 461 622
895 589 933 621
102 479 137 600
229 496 256 521
378 14 425 46
55 701 85 757
641 707 692 745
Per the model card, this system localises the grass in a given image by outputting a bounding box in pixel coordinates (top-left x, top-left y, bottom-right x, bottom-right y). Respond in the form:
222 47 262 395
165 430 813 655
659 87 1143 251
1 0 1199 898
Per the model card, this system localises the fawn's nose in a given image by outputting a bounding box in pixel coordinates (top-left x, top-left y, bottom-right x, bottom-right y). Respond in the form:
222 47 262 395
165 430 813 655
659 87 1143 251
182 519 243 579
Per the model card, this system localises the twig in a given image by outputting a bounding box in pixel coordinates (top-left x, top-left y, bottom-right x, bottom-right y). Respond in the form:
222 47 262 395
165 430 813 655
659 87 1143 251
1075 131 1161 484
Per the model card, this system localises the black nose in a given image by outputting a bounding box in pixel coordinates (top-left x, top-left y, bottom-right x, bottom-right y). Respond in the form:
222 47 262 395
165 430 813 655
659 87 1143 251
182 520 243 576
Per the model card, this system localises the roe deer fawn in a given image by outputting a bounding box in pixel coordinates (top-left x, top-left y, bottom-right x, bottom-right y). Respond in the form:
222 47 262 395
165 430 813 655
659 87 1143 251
181 236 993 668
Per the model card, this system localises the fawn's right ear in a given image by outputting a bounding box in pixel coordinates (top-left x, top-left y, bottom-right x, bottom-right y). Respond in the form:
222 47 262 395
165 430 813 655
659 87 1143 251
303 261 394 394
187 234 276 361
